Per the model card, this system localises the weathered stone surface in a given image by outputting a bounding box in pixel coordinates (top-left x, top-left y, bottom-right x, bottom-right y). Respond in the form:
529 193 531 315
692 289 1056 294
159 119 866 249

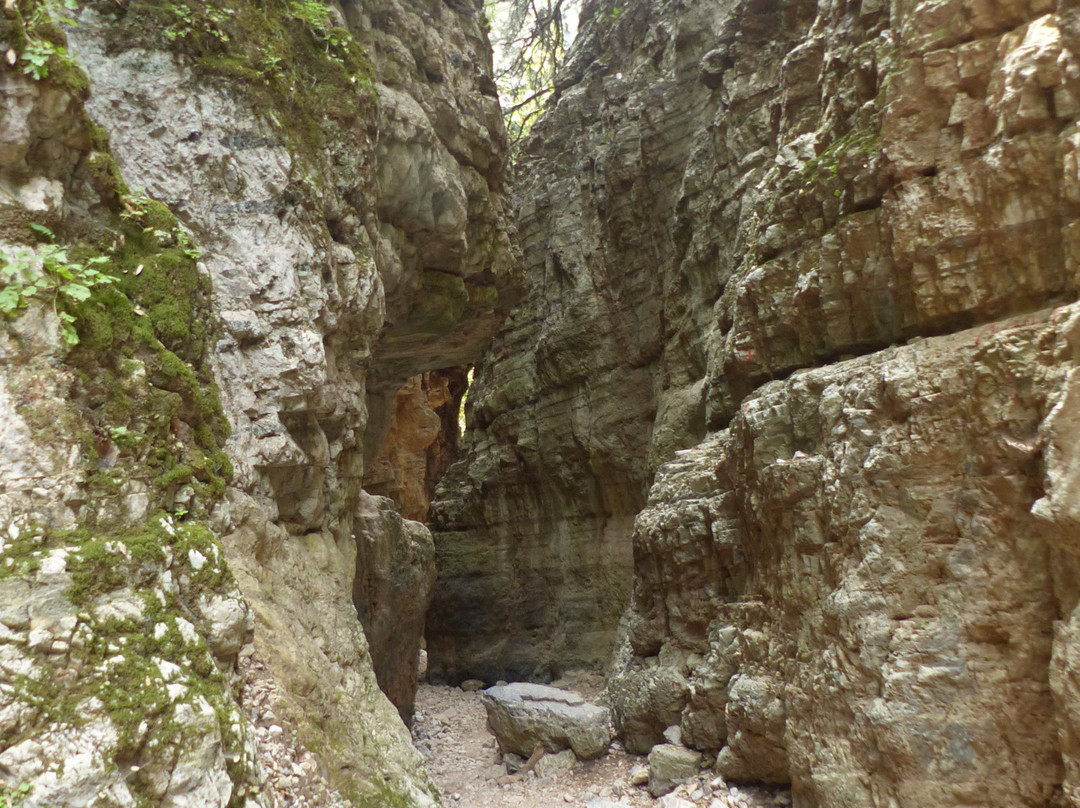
2 0 513 803
534 747 577 779
432 0 1080 807
480 683 612 760
612 307 1079 805
647 744 703 797
655 797 695 808
0 516 259 808
352 492 435 723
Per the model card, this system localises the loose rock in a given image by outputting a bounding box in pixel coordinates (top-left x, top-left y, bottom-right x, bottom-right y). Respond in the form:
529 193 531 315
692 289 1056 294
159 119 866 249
480 683 612 760
648 744 703 797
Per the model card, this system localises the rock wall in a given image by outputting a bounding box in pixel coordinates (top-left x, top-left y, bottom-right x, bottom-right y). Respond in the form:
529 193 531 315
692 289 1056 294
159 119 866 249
427 0 728 685
0 0 513 803
431 0 1080 804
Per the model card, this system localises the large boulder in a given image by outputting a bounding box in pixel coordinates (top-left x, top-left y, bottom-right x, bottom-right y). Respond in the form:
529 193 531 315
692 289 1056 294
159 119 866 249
479 683 612 760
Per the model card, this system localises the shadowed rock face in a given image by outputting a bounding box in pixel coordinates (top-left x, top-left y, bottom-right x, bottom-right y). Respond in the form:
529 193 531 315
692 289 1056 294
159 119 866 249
427 0 727 686
429 0 1080 804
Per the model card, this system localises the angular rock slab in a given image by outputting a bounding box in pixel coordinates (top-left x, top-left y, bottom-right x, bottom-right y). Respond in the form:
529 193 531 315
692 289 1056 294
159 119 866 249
648 743 703 797
480 683 612 760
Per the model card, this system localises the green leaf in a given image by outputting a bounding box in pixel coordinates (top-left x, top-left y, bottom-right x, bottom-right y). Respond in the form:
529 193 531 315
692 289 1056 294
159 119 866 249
0 287 22 314
59 319 79 346
29 223 55 241
60 282 91 302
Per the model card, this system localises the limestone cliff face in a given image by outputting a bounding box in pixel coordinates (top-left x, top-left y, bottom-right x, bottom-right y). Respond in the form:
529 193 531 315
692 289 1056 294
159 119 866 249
0 0 512 804
427 0 728 685
431 0 1080 804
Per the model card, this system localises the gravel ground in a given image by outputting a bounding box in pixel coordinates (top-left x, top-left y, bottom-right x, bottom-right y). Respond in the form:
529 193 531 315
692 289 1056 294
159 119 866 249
411 675 792 808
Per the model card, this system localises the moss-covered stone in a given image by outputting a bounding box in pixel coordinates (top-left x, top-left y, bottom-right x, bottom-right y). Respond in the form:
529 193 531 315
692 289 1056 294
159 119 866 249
90 0 376 180
1 513 253 806
53 188 232 518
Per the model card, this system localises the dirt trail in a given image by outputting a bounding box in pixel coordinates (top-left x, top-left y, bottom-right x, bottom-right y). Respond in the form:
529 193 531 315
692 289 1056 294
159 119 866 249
411 676 792 808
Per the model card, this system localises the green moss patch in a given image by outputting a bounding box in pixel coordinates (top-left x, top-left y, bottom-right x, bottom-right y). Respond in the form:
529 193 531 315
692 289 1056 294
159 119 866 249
50 190 233 517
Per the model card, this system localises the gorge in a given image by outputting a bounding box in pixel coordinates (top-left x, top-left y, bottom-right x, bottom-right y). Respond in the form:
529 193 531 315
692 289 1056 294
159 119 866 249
2 0 1080 805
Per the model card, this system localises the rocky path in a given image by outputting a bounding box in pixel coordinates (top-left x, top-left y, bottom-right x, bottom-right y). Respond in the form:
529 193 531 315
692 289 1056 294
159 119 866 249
411 678 792 808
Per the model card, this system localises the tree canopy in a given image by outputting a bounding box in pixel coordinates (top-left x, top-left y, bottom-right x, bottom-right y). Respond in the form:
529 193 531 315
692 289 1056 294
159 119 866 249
486 0 579 147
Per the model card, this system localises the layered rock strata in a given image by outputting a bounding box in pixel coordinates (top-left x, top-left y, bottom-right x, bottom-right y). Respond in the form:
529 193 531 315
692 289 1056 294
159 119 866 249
432 0 1080 804
427 0 729 685
614 310 1078 806
1 0 513 803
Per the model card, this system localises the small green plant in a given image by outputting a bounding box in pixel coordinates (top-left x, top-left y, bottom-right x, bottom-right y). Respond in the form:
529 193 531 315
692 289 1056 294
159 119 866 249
256 47 285 79
288 0 333 29
0 225 118 346
0 782 32 808
17 0 79 80
164 1 236 45
108 425 146 449
287 0 356 69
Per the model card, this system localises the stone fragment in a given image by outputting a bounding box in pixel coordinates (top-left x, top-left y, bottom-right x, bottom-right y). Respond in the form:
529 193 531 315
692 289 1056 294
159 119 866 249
0 579 30 632
196 593 250 662
656 796 695 808
628 764 649 786
503 752 526 773
535 748 577 778
662 724 682 745
648 744 702 797
460 679 485 692
480 683 612 760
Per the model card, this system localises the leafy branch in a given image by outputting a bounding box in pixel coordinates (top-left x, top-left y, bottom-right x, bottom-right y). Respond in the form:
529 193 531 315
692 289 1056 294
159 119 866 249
486 0 578 148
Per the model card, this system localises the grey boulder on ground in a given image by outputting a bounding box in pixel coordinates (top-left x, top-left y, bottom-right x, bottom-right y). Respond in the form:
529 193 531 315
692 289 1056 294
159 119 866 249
648 744 703 797
480 683 612 760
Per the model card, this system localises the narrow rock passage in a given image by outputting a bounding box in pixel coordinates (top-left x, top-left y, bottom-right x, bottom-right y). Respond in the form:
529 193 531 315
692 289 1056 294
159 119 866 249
411 679 791 808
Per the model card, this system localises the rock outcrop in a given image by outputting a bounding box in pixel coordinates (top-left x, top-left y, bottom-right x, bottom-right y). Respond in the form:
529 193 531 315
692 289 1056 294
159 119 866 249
1 0 513 803
430 0 1080 805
